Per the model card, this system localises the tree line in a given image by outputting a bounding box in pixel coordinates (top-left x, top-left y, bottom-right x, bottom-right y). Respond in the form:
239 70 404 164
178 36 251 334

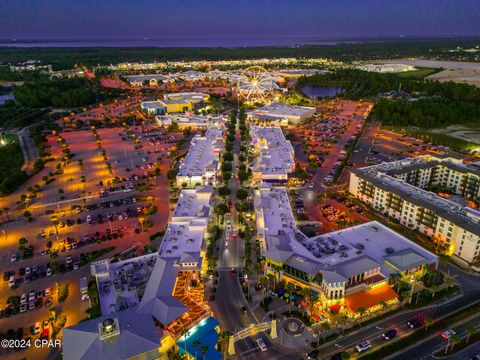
1 38 479 70
297 69 480 128
13 77 97 108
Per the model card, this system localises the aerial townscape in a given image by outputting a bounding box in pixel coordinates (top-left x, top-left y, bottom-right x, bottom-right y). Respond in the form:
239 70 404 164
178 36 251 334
1 1 480 360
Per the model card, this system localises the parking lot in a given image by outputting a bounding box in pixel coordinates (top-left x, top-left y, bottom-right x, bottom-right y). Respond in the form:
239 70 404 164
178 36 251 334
289 100 372 188
0 120 182 358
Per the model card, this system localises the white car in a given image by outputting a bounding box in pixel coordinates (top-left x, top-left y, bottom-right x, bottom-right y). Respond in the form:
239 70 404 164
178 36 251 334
25 267 31 276
20 303 27 313
29 290 36 302
356 341 372 353
257 338 268 352
46 268 53 277
10 253 17 262
81 293 90 301
45 288 51 297
21 293 27 304
66 255 72 265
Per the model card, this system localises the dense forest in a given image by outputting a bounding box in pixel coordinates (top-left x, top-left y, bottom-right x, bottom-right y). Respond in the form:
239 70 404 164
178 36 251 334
0 101 48 128
297 69 480 128
13 77 97 108
0 38 479 70
0 137 29 196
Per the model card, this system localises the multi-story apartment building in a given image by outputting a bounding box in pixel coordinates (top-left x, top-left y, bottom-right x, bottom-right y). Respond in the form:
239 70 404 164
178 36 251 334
350 155 480 263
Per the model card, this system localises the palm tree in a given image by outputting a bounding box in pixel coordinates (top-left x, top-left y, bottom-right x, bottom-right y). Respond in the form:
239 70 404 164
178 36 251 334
200 344 208 360
320 322 331 341
357 307 367 325
309 292 319 317
445 276 454 290
380 301 389 313
424 316 433 333
180 329 189 356
192 339 200 360
340 314 349 333
449 334 461 351
438 254 449 271
466 326 476 343
431 285 439 298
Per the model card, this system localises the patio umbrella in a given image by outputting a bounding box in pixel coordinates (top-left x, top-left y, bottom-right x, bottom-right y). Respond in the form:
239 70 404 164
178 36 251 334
284 292 290 298
290 295 296 300
277 289 286 295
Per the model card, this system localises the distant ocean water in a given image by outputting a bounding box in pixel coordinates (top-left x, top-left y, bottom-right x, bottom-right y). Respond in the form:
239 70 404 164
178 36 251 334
0 37 359 48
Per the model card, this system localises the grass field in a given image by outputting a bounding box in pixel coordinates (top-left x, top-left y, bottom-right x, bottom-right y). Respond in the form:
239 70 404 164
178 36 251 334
397 67 440 79
380 124 480 153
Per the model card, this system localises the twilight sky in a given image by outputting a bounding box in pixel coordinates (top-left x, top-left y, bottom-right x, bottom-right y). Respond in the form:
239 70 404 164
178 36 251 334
1 0 479 40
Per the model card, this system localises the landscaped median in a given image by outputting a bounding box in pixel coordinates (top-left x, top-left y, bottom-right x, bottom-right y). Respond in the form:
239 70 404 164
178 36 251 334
359 301 480 359
432 323 480 358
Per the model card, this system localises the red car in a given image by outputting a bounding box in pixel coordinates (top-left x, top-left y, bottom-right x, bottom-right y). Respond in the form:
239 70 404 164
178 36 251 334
230 269 237 277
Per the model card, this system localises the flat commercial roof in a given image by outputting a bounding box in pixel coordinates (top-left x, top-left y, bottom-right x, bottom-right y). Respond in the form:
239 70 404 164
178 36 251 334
126 74 169 83
251 126 294 176
177 126 224 177
249 102 315 119
256 186 438 282
171 186 213 220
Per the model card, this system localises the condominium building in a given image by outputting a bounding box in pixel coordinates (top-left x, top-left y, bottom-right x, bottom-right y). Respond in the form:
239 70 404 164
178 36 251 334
63 186 222 360
176 126 224 187
250 126 295 182
254 186 437 316
248 102 315 127
349 156 480 263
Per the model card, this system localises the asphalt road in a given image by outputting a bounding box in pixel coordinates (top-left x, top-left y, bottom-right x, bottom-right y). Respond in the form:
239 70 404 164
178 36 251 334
390 312 480 360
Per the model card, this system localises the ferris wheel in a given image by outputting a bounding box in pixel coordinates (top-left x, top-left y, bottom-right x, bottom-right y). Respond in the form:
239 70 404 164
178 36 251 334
237 66 274 102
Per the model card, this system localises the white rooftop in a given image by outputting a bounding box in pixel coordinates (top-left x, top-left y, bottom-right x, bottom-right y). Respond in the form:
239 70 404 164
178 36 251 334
171 186 213 221
255 186 438 282
250 102 315 118
177 126 224 177
251 126 295 176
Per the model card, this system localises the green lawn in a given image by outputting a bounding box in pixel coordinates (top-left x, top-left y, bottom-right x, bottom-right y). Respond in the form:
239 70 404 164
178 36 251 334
397 67 440 79
380 125 480 152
